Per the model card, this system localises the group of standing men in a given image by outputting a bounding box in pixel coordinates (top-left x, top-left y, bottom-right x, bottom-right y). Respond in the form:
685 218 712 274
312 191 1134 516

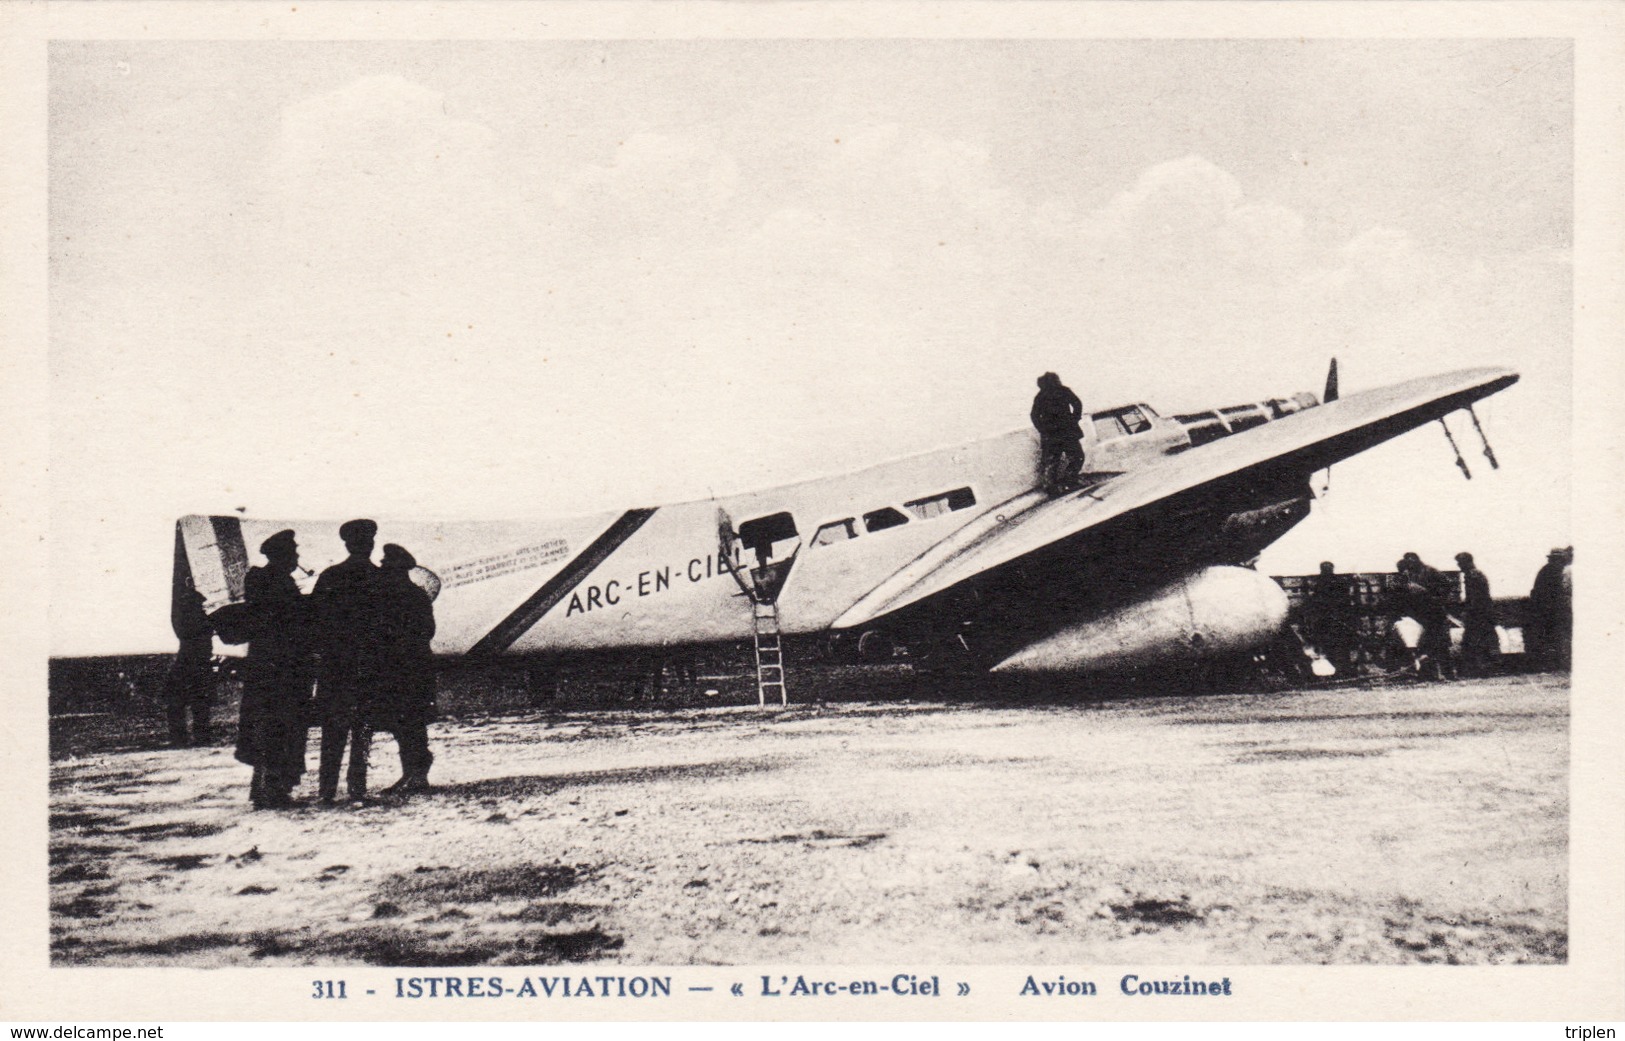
1391 551 1489 680
1303 551 1494 679
1299 548 1573 680
233 519 438 809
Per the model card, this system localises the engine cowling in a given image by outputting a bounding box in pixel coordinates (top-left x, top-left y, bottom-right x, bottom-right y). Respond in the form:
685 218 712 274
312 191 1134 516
991 565 1289 673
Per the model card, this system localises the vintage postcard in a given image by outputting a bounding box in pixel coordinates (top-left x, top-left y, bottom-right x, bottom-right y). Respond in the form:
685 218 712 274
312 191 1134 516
3 0 1622 1025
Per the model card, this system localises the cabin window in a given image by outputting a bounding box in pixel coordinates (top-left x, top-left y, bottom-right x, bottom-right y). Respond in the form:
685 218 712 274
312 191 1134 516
1093 406 1152 440
812 518 859 547
1093 415 1128 440
1185 422 1228 447
1174 411 1230 448
1219 404 1268 432
904 486 976 521
863 507 909 533
1118 406 1151 434
737 512 798 560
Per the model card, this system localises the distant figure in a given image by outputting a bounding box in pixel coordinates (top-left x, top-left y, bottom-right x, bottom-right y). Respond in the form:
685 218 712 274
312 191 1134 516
625 652 662 700
1396 552 1453 681
234 529 312 809
1302 561 1359 675
164 579 216 747
1527 546 1573 670
650 644 697 697
1454 552 1498 676
313 518 382 806
1030 372 1085 495
374 544 437 796
668 648 698 692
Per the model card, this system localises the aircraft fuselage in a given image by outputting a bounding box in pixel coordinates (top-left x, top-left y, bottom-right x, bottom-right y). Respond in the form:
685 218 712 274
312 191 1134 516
175 368 1518 675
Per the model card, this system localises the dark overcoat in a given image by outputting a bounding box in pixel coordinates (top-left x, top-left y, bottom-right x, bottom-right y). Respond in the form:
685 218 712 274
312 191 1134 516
234 566 310 773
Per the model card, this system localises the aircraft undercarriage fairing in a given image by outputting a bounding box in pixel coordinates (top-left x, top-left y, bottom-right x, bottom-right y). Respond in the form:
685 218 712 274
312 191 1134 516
858 473 1317 673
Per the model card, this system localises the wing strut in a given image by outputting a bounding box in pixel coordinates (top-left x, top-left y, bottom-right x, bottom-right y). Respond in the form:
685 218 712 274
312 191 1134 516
1439 417 1472 479
1318 357 1339 494
1466 405 1500 470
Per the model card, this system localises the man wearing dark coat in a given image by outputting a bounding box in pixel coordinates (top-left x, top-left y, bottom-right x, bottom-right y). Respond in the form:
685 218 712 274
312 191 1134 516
313 518 383 805
1455 551 1498 676
1303 561 1359 675
164 580 217 747
234 529 311 808
1397 552 1454 680
1527 547 1573 670
1030 372 1085 495
374 544 437 795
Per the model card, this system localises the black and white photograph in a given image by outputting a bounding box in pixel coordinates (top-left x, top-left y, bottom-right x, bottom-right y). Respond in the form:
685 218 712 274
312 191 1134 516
5 1 1623 1025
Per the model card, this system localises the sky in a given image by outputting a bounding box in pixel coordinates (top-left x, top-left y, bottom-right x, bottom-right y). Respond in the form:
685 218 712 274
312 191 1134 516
47 39 1573 655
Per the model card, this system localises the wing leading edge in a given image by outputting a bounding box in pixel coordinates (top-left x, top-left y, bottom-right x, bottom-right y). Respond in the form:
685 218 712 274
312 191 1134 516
831 365 1518 630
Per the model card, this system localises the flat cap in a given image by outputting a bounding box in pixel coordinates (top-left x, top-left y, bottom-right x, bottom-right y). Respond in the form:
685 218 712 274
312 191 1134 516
259 529 297 556
381 543 416 569
339 518 378 541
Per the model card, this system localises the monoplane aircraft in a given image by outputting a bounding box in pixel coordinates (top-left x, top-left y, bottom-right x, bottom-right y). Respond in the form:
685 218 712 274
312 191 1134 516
175 364 1516 699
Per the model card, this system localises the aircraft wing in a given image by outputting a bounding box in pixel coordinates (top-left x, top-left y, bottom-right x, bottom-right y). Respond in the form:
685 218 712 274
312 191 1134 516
831 365 1518 630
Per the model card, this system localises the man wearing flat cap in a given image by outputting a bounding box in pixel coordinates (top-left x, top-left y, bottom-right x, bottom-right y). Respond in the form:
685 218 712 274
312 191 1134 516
313 519 383 805
235 529 312 808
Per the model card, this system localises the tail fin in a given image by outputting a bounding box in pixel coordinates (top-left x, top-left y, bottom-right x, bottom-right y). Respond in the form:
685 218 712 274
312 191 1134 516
175 515 250 611
1324 357 1339 403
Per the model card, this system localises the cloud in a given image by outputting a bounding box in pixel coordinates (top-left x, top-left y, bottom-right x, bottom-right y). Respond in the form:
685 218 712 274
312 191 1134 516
1321 226 1425 291
1096 154 1246 238
814 124 1023 232
1079 155 1309 280
266 75 503 292
276 74 495 184
555 131 739 229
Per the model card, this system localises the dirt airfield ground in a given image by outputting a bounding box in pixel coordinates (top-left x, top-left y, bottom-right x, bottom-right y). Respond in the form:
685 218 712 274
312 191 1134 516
49 671 1567 967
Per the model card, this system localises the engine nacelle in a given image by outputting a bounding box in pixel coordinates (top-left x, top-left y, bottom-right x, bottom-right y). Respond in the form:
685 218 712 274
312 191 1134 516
992 565 1289 673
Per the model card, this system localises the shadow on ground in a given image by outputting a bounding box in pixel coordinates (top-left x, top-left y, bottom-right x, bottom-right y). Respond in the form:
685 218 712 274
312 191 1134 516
434 756 783 800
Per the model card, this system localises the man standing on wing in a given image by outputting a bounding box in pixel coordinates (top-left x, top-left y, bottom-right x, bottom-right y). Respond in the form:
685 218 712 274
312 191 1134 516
1030 371 1085 496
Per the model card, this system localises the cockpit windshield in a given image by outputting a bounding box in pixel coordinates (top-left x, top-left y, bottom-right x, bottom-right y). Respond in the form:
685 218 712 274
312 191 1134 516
1091 405 1153 440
